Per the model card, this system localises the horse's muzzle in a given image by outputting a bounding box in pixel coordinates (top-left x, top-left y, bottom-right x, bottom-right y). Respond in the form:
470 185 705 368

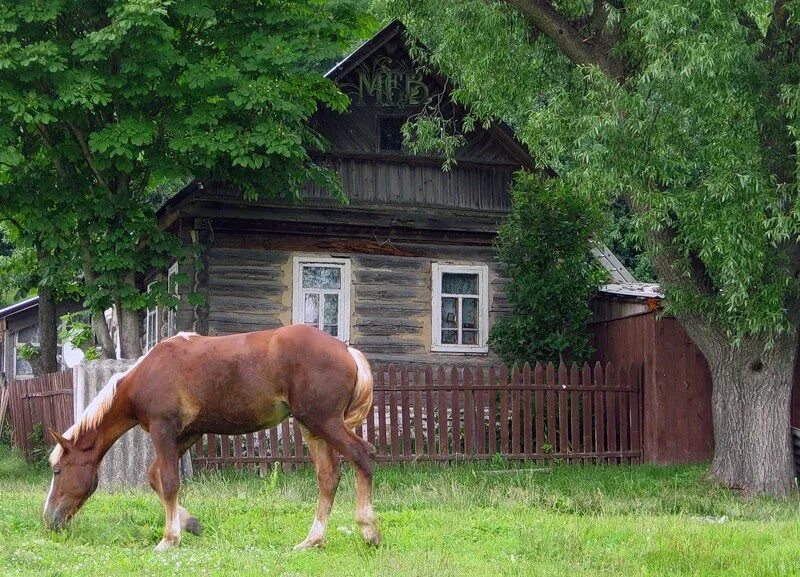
43 506 68 531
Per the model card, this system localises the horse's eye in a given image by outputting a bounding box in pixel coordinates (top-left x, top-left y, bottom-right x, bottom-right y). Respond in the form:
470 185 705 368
53 468 61 476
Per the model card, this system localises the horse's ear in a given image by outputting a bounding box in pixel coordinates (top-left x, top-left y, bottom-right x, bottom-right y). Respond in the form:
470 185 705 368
48 428 71 451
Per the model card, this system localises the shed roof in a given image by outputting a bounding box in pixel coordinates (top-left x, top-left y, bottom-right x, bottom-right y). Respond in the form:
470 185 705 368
0 295 38 320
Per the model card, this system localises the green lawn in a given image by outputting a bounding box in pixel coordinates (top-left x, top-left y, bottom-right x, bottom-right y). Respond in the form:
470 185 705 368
2 446 800 577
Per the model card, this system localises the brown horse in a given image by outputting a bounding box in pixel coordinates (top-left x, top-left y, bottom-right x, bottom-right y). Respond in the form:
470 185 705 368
43 324 380 551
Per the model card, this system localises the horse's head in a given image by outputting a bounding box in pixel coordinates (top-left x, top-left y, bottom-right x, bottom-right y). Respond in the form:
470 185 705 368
43 428 99 531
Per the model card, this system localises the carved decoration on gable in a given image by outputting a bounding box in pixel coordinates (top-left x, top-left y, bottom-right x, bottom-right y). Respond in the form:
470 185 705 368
342 56 429 107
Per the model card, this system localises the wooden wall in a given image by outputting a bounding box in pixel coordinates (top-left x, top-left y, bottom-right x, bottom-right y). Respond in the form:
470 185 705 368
197 231 508 367
589 310 714 464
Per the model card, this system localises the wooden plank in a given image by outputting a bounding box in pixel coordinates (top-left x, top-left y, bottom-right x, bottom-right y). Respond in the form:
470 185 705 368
389 367 400 457
464 367 475 454
450 367 461 454
606 363 618 465
413 367 424 456
281 419 291 472
257 429 267 475
546 363 557 455
475 366 485 455
377 369 388 457
569 363 580 463
511 366 521 455
438 367 448 455
582 363 593 464
425 366 436 457
488 367 498 455
594 363 606 461
558 362 569 458
401 366 411 456
534 363 545 456
293 419 304 468
618 363 631 464
499 365 509 455
523 363 533 457
629 364 642 463
233 433 243 470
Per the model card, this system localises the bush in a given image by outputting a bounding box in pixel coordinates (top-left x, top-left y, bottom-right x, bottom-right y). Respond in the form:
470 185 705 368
489 173 606 365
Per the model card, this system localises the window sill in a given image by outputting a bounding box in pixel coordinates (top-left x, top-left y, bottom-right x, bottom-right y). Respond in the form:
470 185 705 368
431 344 489 354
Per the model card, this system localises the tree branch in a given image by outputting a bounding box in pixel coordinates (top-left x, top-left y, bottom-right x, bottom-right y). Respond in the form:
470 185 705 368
34 123 68 181
501 0 625 80
65 121 111 193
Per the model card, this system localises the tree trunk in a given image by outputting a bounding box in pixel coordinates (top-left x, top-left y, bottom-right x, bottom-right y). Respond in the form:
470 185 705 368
695 325 798 497
92 311 116 359
36 285 59 375
115 269 142 359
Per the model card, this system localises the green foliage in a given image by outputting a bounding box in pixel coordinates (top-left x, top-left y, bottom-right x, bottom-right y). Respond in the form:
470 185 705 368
0 0 373 342
15 342 39 362
489 173 606 364
0 227 36 307
380 0 800 346
59 311 99 360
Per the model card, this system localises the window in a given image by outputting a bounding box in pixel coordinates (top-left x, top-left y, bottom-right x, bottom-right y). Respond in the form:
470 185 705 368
166 262 180 338
13 325 38 379
378 116 405 152
144 281 159 352
431 263 489 353
292 257 351 342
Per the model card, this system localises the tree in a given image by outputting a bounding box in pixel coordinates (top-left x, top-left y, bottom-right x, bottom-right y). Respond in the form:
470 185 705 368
0 0 371 357
382 0 800 495
489 173 605 365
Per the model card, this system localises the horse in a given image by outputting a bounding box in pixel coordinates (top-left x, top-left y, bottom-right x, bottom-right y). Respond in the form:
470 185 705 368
43 324 380 551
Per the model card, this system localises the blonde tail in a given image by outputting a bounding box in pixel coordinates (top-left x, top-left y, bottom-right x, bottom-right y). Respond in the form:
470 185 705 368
345 347 374 429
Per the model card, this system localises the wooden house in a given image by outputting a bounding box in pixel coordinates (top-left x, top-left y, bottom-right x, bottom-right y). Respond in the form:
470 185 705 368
153 21 536 366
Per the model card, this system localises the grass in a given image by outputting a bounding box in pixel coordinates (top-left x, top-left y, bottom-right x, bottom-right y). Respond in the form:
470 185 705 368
3 445 800 577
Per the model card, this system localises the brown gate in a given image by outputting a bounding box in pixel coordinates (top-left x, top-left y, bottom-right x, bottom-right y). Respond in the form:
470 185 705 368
7 370 74 460
191 361 642 471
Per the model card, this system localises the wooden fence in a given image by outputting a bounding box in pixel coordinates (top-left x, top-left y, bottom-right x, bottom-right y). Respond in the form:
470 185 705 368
7 370 74 460
191 361 642 471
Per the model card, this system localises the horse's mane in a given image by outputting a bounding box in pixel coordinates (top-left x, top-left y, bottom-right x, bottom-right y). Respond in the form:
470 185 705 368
49 355 146 466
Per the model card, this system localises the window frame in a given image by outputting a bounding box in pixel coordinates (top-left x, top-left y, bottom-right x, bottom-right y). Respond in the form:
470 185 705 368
376 114 407 153
166 261 180 338
12 331 36 379
292 256 351 343
431 263 490 353
144 280 159 352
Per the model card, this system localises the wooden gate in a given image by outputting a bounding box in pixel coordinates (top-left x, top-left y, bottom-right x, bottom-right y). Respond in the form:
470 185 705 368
191 361 642 471
7 370 74 460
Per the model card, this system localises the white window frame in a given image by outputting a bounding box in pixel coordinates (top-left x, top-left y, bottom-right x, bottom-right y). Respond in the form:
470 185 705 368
144 280 159 352
166 261 180 338
13 332 37 379
431 263 489 353
292 256 351 343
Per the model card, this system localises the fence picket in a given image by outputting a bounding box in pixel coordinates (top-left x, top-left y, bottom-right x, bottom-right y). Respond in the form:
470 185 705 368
534 363 545 456
569 363 580 463
558 362 569 457
499 365 509 455
523 363 533 456
185 360 644 470
581 362 593 464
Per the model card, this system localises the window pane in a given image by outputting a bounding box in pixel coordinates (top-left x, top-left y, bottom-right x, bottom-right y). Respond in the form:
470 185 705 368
441 330 458 344
303 266 341 289
323 293 339 336
442 273 478 295
462 330 478 345
441 297 458 328
462 298 478 330
304 293 320 325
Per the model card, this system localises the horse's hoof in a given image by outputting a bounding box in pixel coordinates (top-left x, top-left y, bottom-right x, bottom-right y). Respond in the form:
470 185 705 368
185 517 203 536
155 538 179 552
293 537 323 551
360 526 381 547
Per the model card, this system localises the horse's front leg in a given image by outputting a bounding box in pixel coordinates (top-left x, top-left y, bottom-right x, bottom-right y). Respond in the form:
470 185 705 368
148 422 182 551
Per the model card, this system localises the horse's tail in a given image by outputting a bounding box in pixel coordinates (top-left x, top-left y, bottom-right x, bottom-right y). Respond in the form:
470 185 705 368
344 347 374 430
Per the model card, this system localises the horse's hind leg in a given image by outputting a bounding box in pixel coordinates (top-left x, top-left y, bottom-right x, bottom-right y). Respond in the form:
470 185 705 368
313 421 380 546
294 429 341 551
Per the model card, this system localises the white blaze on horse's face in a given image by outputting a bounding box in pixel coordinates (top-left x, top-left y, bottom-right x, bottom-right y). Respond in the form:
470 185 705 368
43 432 99 531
